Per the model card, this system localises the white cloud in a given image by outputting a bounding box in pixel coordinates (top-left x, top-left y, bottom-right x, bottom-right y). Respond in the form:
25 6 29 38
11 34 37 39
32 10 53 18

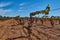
19 3 26 11
18 10 22 11
0 9 13 15
19 3 26 6
18 9 23 12
19 7 24 9
0 9 12 12
0 9 22 15
0 2 12 7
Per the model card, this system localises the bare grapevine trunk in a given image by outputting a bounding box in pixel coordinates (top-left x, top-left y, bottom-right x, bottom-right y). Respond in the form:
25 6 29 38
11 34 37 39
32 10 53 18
49 19 54 27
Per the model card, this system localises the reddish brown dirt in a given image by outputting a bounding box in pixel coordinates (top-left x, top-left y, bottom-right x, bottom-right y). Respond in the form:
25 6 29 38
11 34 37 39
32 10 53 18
0 19 60 40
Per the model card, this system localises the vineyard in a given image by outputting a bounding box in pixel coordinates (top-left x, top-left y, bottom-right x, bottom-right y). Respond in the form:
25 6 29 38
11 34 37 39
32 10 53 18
0 18 60 40
0 2 60 40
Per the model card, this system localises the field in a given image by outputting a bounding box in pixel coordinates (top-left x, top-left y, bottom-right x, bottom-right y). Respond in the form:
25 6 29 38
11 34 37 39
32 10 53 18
0 18 60 40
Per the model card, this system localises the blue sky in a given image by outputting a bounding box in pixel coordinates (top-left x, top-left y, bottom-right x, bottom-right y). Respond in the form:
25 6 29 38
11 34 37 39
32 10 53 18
0 0 60 17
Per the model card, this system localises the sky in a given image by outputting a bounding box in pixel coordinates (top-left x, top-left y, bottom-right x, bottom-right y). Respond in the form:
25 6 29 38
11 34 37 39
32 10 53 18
0 0 60 17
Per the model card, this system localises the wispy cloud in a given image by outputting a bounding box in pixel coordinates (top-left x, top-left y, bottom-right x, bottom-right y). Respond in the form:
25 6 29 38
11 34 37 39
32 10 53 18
0 9 13 15
0 9 23 16
0 9 12 12
19 3 26 6
18 10 22 12
0 2 12 7
19 2 27 11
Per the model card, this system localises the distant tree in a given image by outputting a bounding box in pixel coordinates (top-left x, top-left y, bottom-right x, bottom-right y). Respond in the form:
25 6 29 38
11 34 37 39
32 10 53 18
51 16 55 19
42 16 49 18
3 16 7 20
55 16 60 19
15 16 20 20
0 15 2 20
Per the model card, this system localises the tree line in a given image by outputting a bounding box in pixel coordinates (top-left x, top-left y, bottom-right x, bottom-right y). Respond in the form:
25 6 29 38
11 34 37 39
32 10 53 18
0 15 60 20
